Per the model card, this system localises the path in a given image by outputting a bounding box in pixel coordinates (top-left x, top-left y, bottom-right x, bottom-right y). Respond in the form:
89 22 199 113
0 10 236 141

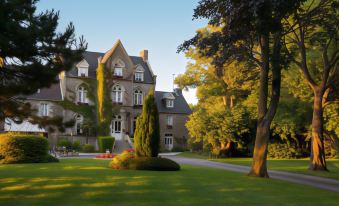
163 156 339 193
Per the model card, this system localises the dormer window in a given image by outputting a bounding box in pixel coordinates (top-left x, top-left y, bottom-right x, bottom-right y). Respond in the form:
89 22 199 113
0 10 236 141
135 72 144 81
76 59 89 77
114 67 123 77
166 99 174 108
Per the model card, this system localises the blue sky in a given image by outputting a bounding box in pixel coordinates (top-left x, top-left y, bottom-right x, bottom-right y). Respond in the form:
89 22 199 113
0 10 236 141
37 0 207 104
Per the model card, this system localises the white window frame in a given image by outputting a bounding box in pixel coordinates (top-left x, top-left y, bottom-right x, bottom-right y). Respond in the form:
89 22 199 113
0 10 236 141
78 67 88 77
167 115 173 126
134 72 144 81
78 86 88 103
40 103 49 117
164 134 173 146
112 85 123 103
114 67 123 77
134 90 143 105
75 115 83 135
166 99 174 108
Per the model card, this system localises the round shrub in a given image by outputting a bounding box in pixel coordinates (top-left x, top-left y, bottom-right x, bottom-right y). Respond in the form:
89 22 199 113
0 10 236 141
128 157 180 171
98 136 115 153
57 139 72 150
0 133 50 164
109 150 180 171
82 144 95 153
72 140 81 151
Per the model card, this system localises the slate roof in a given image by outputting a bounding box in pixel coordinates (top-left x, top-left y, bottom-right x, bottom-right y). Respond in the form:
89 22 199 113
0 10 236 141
66 51 154 84
155 91 192 114
25 83 63 101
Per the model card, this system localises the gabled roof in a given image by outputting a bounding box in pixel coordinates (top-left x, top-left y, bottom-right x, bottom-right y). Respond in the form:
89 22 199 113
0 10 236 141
155 91 192 114
66 49 154 84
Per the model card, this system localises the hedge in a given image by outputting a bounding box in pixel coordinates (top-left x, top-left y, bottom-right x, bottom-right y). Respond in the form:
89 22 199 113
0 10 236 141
268 143 300 159
0 133 56 164
98 136 115 153
82 144 95 153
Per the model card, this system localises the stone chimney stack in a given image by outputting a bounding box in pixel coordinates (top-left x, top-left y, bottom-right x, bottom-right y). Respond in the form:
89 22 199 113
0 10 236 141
174 88 183 96
140 50 148 61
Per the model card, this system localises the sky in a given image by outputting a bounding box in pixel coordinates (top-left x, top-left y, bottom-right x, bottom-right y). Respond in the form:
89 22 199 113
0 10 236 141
37 0 207 104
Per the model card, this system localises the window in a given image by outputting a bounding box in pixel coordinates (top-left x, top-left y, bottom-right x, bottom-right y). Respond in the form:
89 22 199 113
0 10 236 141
78 86 88 103
78 68 88 77
134 72 144 81
167 116 173 126
134 90 143 105
37 89 40 93
133 116 138 134
114 67 123 76
112 115 122 134
40 103 49 117
166 99 174 108
75 115 83 135
164 134 173 145
112 85 123 103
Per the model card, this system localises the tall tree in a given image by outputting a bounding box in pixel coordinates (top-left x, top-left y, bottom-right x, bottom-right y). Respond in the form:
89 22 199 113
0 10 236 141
283 0 338 170
134 89 160 157
0 0 87 127
179 0 305 177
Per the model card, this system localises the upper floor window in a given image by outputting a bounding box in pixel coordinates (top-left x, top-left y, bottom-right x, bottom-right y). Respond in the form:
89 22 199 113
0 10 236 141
134 90 143 105
113 67 123 77
78 86 88 103
167 115 173 127
166 99 174 108
39 103 49 117
135 72 144 82
112 85 123 103
76 60 89 77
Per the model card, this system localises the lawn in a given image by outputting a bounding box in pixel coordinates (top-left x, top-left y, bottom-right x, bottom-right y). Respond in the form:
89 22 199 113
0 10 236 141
0 158 338 206
177 152 339 180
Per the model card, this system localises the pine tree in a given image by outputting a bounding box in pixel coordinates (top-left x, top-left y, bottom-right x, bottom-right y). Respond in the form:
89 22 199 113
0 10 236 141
134 89 160 157
0 0 87 127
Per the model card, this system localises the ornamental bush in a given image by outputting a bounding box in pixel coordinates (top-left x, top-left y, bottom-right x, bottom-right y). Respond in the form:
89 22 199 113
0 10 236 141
134 89 160 157
82 144 95 153
98 136 115 153
109 149 180 171
268 143 300 159
0 133 52 164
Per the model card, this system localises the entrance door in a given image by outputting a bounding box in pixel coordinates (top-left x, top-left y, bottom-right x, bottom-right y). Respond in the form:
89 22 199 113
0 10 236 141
164 134 173 151
112 115 122 140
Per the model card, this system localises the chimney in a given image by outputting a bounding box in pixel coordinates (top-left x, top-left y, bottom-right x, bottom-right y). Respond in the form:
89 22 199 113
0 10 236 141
173 88 182 96
139 50 148 61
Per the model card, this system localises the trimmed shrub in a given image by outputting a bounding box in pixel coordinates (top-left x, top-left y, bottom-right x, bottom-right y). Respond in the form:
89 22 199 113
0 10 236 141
109 150 180 171
0 133 50 164
134 89 160 157
98 136 115 153
72 140 81 151
57 139 72 150
128 157 180 171
46 154 59 162
82 144 95 153
268 143 299 159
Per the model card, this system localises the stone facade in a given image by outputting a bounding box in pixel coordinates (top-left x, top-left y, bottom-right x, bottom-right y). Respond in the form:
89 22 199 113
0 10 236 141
3 40 191 152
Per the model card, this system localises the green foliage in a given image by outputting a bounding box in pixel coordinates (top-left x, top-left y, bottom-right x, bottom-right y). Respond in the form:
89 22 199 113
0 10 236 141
0 133 50 164
96 63 113 136
134 89 160 157
57 139 72 150
0 0 86 126
268 143 301 159
98 136 115 153
46 154 59 163
82 144 95 153
72 140 81 151
127 157 180 171
109 150 180 171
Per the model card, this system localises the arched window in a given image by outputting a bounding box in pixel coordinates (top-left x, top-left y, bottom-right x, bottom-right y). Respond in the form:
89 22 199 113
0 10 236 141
134 89 143 105
77 86 88 103
112 85 123 103
75 114 83 135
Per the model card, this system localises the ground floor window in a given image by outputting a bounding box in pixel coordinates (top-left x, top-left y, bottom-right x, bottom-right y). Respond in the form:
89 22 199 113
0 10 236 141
164 134 173 149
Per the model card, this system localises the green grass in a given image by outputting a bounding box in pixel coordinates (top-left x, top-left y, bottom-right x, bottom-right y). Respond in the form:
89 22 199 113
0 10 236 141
177 152 339 179
213 158 339 180
0 158 338 206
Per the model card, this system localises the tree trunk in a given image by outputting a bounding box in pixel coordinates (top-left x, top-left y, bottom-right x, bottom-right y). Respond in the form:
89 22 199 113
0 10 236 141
249 120 270 177
309 89 327 171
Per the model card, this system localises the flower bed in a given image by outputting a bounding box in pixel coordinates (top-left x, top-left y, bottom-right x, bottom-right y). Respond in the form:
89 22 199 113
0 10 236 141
95 153 116 159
